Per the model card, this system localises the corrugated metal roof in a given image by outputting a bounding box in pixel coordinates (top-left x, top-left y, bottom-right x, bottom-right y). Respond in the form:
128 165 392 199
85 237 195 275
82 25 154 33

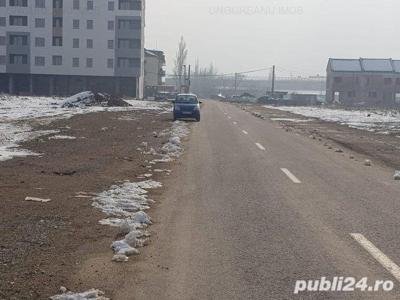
361 59 393 72
330 59 362 72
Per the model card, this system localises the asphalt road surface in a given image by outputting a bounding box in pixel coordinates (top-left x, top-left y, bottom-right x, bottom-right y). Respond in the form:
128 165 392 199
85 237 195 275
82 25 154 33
116 100 400 299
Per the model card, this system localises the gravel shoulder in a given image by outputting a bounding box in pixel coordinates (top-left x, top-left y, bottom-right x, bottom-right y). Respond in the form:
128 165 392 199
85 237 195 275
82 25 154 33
239 104 400 170
0 109 177 299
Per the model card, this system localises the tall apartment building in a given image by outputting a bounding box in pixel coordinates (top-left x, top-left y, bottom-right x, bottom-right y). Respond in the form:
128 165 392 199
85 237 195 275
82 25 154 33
0 0 145 97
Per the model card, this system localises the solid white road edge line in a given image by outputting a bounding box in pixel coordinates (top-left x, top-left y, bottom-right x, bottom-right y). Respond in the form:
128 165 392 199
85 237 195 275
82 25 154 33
280 168 301 184
242 130 249 135
351 233 400 282
256 143 266 151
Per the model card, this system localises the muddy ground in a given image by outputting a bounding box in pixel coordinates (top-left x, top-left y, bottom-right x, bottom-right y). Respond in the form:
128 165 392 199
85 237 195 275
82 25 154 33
239 104 400 170
0 109 176 299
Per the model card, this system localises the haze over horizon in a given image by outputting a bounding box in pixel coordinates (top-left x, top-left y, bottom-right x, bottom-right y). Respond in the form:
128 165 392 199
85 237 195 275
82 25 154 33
146 0 400 77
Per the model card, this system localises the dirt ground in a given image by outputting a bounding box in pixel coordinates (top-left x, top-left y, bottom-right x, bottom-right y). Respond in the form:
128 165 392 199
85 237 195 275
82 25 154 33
239 104 400 170
0 109 176 299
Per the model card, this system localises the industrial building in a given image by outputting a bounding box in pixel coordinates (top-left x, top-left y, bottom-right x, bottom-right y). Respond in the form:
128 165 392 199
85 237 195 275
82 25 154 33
326 58 400 106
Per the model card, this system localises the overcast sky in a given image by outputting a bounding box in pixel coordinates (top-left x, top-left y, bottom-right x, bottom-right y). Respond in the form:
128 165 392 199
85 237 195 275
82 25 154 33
145 0 400 77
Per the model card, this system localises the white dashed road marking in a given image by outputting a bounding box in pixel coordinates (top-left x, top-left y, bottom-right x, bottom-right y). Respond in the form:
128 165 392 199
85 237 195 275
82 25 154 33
280 168 301 184
233 121 237 125
255 143 266 151
351 233 400 282
242 130 249 135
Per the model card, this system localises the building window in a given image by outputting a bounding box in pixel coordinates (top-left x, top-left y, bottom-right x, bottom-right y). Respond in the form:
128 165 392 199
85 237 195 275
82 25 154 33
35 37 45 47
73 38 79 48
107 58 114 68
107 40 114 49
35 56 45 66
87 20 93 29
10 0 27 7
369 91 377 98
9 34 28 46
0 36 5 45
107 20 114 30
118 19 141 29
35 0 45 8
9 16 28 26
35 18 45 28
384 78 393 85
52 55 62 65
10 54 28 65
334 77 342 83
73 19 80 29
108 1 114 10
0 55 6 65
86 39 93 48
73 0 79 9
72 57 80 67
86 58 93 68
0 0 5 7
119 0 141 10
118 38 140 49
53 0 63 9
52 37 63 46
117 57 140 68
87 0 93 9
0 17 5 27
53 17 63 28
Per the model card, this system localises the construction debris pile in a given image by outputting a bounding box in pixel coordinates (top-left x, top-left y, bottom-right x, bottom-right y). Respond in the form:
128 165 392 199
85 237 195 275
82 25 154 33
62 91 131 108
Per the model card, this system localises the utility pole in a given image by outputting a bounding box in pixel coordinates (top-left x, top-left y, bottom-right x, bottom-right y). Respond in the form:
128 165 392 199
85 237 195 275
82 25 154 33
234 73 238 95
271 65 276 98
182 65 187 92
187 64 191 93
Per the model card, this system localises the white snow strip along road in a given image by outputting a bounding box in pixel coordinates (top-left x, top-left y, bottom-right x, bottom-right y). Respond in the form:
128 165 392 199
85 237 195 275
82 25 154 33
280 168 302 184
351 233 400 282
255 143 266 151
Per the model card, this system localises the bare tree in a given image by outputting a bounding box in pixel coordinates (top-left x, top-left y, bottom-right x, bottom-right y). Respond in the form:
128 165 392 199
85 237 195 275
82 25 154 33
173 36 188 91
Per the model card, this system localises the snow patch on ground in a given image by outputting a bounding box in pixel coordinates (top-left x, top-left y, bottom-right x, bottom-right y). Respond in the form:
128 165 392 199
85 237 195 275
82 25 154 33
50 289 109 300
270 118 313 123
153 121 189 163
0 95 170 162
49 135 77 140
125 99 169 110
92 180 162 261
265 106 400 134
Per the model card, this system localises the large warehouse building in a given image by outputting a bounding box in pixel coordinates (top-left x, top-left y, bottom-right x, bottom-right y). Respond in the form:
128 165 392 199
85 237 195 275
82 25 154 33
0 0 145 97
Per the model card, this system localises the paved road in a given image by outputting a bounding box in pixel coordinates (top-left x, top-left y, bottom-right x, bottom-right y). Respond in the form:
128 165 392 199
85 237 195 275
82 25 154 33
117 100 400 299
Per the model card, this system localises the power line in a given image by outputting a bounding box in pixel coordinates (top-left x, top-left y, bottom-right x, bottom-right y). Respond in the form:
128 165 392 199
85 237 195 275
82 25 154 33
165 66 273 78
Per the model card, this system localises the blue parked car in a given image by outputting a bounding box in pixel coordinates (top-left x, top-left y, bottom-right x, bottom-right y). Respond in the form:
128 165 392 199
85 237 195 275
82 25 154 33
173 94 201 122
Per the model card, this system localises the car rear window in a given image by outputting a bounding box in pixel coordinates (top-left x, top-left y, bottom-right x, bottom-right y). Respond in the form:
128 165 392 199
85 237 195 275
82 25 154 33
176 95 198 104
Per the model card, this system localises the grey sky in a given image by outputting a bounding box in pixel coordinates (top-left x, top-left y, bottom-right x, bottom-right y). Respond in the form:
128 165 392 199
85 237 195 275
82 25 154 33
145 0 400 77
